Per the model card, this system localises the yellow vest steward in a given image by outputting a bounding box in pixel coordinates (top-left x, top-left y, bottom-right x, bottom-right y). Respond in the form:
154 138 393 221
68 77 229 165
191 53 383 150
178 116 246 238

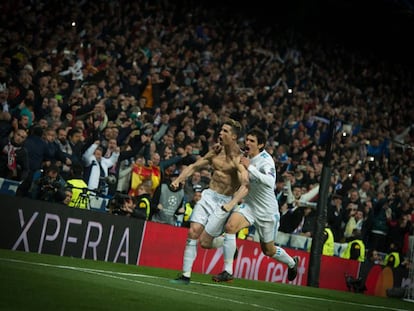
67 179 89 209
384 251 400 268
323 228 335 256
184 202 193 222
138 197 151 220
341 239 365 262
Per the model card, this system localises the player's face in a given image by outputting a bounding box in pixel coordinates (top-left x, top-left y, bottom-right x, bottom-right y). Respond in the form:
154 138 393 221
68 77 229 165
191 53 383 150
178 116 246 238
219 124 234 145
244 134 262 157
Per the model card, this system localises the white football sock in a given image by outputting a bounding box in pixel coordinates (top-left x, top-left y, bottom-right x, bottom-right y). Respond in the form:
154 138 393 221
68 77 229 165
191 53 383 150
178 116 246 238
223 233 236 275
182 239 197 278
272 245 295 268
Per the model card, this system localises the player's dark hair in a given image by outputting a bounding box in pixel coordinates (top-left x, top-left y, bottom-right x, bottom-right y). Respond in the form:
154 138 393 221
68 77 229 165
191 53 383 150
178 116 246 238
247 128 267 151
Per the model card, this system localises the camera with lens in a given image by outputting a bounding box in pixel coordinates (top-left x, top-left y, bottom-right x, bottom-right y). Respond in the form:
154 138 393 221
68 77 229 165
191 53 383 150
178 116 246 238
38 175 60 191
108 193 132 215
37 176 64 202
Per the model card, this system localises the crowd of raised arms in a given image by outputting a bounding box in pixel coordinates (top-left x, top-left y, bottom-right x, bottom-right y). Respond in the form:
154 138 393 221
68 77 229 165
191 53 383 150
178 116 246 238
0 1 412 267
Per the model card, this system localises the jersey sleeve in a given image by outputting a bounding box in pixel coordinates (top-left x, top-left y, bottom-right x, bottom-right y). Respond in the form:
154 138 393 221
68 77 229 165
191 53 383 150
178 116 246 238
247 157 276 188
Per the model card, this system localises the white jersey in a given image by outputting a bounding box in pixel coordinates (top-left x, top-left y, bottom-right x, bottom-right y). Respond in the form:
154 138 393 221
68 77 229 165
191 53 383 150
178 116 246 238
244 150 279 220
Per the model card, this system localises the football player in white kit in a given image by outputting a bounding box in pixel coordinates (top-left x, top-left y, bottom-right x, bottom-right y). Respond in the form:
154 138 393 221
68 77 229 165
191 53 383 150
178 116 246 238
212 127 298 282
170 118 249 284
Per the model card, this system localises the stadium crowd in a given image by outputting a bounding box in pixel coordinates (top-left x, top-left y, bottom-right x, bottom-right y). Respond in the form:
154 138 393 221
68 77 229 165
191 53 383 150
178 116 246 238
0 0 413 267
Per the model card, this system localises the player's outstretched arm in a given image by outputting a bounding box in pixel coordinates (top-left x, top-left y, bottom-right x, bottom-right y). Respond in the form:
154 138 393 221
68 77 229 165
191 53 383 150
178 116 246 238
170 148 217 189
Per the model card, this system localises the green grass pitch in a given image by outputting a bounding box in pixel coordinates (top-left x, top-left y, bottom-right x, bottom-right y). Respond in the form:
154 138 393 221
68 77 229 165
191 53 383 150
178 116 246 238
0 249 412 311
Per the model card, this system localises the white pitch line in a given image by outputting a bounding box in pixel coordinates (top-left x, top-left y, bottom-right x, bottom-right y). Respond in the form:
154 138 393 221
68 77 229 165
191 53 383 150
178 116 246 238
0 257 279 311
0 257 411 311
81 268 280 311
78 267 411 311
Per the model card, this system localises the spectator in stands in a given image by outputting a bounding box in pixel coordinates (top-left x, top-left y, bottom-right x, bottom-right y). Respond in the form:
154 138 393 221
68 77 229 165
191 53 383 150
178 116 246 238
152 171 185 226
183 170 207 202
44 106 63 130
292 205 317 238
327 193 347 242
62 188 73 206
281 179 319 235
128 154 155 197
0 83 10 113
387 213 412 256
82 140 120 195
155 131 175 157
343 188 363 212
358 181 375 204
335 167 354 198
0 111 13 140
17 125 50 196
100 127 116 152
15 114 31 132
65 127 84 168
343 204 365 241
367 195 392 253
43 127 70 168
102 138 120 195
279 181 301 233
115 157 133 195
175 185 202 228
0 128 28 181
148 150 185 192
178 143 198 167
153 114 171 144
121 73 143 102
366 248 383 265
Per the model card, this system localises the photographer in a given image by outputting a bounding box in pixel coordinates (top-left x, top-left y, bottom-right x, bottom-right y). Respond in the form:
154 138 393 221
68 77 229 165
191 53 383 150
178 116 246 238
108 193 130 215
33 165 66 203
109 179 153 220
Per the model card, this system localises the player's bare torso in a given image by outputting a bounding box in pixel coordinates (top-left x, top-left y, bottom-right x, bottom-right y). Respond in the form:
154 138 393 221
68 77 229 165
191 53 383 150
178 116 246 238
209 146 241 196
